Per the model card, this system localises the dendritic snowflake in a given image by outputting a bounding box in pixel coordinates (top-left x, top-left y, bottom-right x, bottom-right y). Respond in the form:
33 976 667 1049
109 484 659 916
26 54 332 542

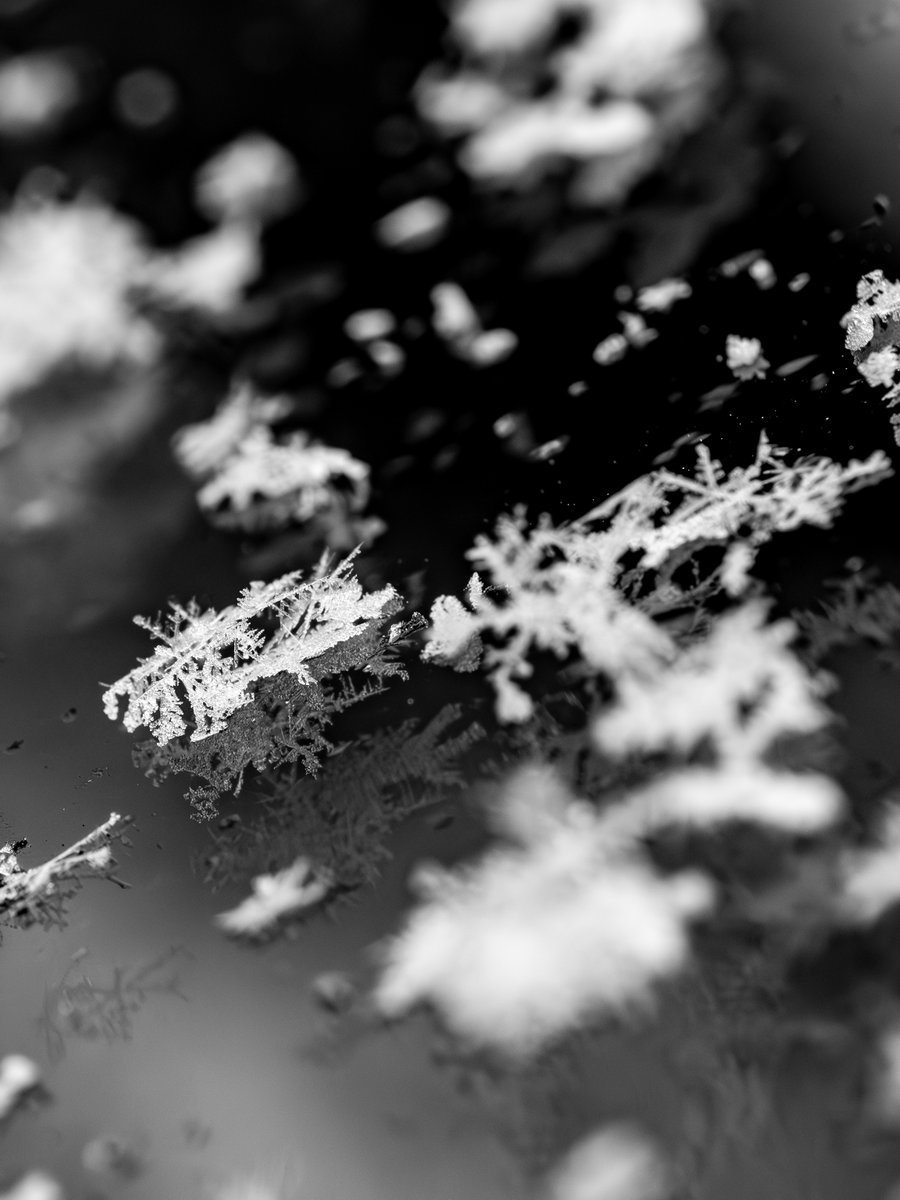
102 551 401 745
423 434 891 722
0 813 131 938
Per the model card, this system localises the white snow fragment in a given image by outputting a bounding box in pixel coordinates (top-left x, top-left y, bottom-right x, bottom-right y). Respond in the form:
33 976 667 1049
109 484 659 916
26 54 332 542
840 806 900 924
594 603 834 765
215 857 333 936
431 281 480 342
172 383 293 481
725 334 768 381
375 196 451 251
788 272 810 293
415 68 508 133
188 424 372 532
375 770 712 1053
529 435 569 462
545 1123 670 1200
0 51 81 137
195 133 302 225
142 222 260 314
367 339 406 375
0 197 159 403
460 327 518 366
343 308 396 342
0 1172 64 1200
717 248 763 278
635 277 692 313
0 1055 40 1120
593 332 628 365
619 310 658 348
748 257 776 290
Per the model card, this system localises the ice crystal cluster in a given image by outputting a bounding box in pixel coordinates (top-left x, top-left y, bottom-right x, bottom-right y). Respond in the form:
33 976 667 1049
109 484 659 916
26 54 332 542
0 134 299 414
423 433 891 722
103 553 400 745
844 268 900 441
173 383 376 538
377 429 893 1055
214 856 333 938
0 813 131 938
416 0 719 205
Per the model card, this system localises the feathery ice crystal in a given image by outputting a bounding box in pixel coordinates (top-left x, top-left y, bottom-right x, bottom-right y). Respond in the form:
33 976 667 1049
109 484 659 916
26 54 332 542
423 434 891 722
103 552 400 744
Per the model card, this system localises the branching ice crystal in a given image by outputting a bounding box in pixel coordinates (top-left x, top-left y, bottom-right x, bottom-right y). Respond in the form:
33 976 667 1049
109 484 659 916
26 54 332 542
102 552 400 744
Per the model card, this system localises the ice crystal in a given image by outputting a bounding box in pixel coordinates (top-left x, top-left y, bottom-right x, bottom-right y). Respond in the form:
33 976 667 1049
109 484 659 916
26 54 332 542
194 133 302 226
200 703 485 893
0 197 159 403
193 427 372 533
725 334 768 381
172 382 292 480
0 813 131 937
0 51 81 137
375 765 714 1054
843 270 900 440
0 1055 40 1122
423 436 891 721
417 0 718 205
214 856 332 938
794 564 900 662
102 552 401 745
635 277 692 313
141 221 261 315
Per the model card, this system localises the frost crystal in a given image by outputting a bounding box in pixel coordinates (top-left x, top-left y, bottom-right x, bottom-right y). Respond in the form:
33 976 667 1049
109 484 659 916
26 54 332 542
843 270 900 441
193 427 371 532
725 334 768 381
214 856 332 937
423 435 890 721
102 553 400 744
0 813 131 936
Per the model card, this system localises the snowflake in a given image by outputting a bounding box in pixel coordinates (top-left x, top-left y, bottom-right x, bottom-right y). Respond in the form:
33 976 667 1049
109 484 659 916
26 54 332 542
374 765 713 1054
416 0 718 205
193 426 371 532
141 222 261 315
214 856 332 937
635 277 692 313
423 435 891 721
0 197 159 403
0 813 131 936
194 133 302 225
172 382 292 481
545 1124 670 1200
725 334 768 381
102 552 400 744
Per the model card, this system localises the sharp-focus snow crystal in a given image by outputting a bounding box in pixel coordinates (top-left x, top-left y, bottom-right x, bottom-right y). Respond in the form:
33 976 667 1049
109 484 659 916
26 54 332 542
103 554 399 744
